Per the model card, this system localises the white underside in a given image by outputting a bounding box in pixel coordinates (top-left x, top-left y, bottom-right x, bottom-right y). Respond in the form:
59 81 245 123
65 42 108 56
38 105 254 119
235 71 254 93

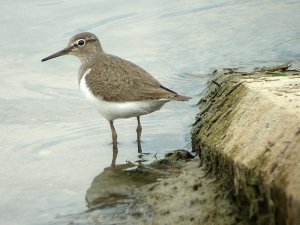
79 69 169 121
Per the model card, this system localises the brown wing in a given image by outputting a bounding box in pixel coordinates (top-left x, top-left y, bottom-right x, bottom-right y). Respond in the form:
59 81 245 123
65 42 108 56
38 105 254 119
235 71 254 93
86 54 180 102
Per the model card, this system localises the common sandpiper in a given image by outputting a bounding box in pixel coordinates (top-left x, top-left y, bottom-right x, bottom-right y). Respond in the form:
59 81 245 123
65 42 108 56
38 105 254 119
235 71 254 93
41 32 190 154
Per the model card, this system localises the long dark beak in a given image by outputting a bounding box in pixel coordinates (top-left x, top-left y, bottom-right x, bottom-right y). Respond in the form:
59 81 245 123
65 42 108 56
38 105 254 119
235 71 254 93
41 46 71 62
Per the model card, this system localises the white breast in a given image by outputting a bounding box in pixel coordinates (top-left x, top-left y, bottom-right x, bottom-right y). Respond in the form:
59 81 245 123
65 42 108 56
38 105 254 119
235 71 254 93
79 69 169 121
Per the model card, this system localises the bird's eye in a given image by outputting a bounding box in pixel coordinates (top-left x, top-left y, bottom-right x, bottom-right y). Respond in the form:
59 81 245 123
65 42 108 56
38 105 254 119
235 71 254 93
77 39 86 47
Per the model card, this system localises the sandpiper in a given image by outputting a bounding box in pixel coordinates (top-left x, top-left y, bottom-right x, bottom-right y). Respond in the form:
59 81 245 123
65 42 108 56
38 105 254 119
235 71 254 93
41 32 190 153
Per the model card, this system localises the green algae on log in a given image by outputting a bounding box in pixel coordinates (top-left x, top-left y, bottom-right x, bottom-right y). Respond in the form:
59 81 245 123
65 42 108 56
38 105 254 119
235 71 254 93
192 65 300 225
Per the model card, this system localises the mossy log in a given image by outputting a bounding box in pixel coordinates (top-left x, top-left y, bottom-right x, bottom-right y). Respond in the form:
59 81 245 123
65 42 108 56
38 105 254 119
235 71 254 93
192 66 300 225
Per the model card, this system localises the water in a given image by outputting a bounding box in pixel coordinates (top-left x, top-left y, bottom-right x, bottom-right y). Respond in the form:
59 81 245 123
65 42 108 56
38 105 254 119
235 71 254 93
1 0 300 224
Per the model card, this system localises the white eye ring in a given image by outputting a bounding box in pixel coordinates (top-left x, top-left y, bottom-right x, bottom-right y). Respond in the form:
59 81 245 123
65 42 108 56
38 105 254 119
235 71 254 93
77 39 86 47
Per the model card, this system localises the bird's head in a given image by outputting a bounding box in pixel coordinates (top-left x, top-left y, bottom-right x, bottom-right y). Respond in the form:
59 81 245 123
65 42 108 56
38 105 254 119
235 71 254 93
41 32 103 62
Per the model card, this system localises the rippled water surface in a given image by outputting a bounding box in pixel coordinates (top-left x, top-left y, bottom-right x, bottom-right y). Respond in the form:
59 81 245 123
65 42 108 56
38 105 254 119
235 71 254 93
1 0 300 224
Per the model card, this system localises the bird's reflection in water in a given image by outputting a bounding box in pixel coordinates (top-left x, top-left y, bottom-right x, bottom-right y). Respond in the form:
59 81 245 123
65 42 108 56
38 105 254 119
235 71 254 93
86 138 165 208
84 146 162 222
111 138 145 168
83 158 157 223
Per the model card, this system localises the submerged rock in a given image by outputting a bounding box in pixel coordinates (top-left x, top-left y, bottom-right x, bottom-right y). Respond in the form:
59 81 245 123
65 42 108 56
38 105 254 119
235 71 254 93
140 160 249 225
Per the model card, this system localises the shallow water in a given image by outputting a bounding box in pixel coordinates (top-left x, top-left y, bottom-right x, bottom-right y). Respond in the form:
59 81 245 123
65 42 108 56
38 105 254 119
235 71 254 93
1 0 300 224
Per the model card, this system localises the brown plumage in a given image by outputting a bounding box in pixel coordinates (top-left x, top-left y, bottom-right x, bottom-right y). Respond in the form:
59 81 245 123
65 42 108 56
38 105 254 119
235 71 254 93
84 53 190 102
41 32 191 155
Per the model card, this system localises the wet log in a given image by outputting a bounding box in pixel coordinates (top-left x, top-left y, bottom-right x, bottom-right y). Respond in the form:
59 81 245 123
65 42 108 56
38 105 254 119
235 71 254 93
192 66 300 225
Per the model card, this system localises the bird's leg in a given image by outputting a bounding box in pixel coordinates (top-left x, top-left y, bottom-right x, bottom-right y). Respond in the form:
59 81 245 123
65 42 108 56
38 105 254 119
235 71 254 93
111 143 118 168
136 116 142 153
109 120 118 167
109 120 118 144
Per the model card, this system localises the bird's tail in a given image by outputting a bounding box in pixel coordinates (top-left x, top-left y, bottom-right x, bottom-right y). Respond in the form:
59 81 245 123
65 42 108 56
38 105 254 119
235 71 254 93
171 95 192 101
159 85 191 101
